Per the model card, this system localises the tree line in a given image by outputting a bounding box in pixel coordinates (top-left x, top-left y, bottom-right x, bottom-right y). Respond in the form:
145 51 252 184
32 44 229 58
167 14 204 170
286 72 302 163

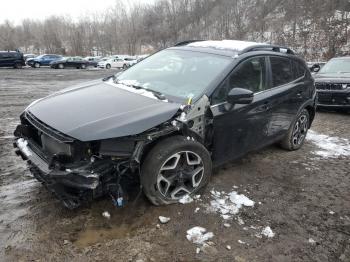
1 0 350 60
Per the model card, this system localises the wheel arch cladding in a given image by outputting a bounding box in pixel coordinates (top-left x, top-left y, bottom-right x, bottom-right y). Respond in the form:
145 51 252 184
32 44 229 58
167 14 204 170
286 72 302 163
305 105 315 127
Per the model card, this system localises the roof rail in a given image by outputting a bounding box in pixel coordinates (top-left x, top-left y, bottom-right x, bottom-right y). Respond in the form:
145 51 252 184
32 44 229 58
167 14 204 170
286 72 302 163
240 45 295 55
174 40 204 47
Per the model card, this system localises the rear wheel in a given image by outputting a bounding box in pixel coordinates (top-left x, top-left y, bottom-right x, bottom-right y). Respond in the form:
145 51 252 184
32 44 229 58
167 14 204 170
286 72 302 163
14 63 22 69
58 63 64 69
106 64 111 69
81 64 86 69
280 109 310 151
141 136 212 205
34 62 40 68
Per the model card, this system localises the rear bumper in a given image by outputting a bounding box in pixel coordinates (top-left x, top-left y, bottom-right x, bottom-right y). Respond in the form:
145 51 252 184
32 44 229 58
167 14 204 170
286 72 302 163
316 90 350 108
14 138 113 209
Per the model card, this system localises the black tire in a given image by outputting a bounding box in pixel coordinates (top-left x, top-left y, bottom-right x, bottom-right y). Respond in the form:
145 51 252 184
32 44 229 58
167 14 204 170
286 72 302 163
106 64 111 69
122 64 128 70
14 63 23 69
58 64 64 69
34 62 40 68
280 109 310 151
141 136 212 205
81 64 86 69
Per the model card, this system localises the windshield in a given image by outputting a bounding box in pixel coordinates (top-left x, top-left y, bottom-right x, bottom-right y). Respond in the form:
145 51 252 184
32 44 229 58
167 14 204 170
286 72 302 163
319 59 350 74
115 49 232 101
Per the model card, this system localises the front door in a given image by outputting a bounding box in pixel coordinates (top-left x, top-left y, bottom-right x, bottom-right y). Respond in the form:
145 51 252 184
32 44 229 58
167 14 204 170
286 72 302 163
210 56 272 165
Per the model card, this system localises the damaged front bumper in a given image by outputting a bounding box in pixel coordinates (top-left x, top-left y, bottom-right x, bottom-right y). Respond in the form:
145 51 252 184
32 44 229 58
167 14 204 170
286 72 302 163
14 138 115 209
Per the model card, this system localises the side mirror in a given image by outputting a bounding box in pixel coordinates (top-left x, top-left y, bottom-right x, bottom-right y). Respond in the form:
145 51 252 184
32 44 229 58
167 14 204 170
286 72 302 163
312 65 320 73
227 88 254 104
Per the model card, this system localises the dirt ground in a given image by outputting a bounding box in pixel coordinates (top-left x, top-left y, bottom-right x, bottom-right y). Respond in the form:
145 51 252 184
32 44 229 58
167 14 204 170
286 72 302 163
0 68 349 262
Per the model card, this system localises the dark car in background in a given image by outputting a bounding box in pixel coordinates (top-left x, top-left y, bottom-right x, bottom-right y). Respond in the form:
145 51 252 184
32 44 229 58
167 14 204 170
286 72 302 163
50 56 89 69
84 56 100 67
314 57 350 110
27 54 62 68
0 50 25 69
14 40 316 209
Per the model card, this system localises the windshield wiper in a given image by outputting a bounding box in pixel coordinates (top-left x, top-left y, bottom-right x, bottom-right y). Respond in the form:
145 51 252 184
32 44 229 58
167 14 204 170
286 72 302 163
116 81 167 100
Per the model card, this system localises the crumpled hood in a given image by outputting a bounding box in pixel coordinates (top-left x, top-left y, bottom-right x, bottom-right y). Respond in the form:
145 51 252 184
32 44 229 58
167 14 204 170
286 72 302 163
27 80 181 141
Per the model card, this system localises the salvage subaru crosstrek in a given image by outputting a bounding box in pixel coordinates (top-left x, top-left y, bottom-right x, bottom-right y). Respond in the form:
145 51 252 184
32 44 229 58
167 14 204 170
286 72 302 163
14 40 316 209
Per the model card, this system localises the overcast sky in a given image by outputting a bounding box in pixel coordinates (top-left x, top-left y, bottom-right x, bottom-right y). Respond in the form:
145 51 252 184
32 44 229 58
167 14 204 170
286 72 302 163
1 0 155 24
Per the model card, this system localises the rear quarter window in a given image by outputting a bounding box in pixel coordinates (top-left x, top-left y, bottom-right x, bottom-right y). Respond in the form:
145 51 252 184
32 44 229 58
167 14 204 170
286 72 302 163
293 60 306 79
270 56 293 87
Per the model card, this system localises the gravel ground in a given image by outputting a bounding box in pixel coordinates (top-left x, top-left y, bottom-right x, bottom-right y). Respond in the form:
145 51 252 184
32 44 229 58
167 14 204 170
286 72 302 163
0 68 349 262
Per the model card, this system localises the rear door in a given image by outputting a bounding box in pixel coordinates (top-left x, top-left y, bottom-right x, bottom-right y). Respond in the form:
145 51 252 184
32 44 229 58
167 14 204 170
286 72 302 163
264 56 307 140
211 56 273 165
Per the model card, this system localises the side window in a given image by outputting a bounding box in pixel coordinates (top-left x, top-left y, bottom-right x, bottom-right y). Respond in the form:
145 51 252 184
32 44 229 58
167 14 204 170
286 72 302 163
212 57 267 104
293 60 306 79
270 57 293 87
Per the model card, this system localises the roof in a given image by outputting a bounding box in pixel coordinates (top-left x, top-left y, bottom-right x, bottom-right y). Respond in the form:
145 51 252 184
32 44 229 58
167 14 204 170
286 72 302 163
174 40 295 56
186 40 266 52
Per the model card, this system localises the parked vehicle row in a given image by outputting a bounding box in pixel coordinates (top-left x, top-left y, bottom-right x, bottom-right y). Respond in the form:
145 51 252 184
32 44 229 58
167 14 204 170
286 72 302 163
0 50 148 70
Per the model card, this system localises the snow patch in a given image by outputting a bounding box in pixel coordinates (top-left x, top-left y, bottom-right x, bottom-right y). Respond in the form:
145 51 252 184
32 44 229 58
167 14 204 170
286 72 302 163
179 194 194 204
306 130 350 158
261 226 275 238
102 211 111 219
207 190 254 219
17 138 32 156
187 40 266 52
186 226 214 245
106 79 168 102
158 216 171 224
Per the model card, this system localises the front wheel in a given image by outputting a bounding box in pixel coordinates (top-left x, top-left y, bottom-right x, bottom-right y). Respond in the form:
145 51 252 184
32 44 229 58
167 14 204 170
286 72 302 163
280 109 310 151
141 136 212 205
122 64 128 70
58 63 64 69
34 62 40 68
80 64 86 69
106 64 111 69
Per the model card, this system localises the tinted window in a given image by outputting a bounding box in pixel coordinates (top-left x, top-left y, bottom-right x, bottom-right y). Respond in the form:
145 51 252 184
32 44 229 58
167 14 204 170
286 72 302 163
212 57 267 104
293 60 306 79
270 57 293 87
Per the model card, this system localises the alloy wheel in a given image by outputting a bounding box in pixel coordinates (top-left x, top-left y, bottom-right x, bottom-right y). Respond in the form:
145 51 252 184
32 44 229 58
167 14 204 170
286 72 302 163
292 114 308 146
157 151 204 199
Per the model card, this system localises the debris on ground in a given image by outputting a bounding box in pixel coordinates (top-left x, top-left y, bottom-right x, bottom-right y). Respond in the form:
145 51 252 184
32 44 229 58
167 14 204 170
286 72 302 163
261 226 275 238
102 211 111 219
194 207 200 213
223 223 231 228
186 226 214 245
179 194 194 204
206 189 254 219
158 216 170 224
308 238 316 244
226 245 231 250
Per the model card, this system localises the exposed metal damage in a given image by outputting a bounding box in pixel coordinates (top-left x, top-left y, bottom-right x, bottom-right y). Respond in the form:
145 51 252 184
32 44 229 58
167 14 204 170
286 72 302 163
13 95 213 209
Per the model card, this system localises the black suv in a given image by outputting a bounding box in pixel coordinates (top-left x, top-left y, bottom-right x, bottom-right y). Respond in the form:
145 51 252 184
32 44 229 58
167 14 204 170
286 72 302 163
313 57 350 110
14 40 316 208
0 50 25 69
